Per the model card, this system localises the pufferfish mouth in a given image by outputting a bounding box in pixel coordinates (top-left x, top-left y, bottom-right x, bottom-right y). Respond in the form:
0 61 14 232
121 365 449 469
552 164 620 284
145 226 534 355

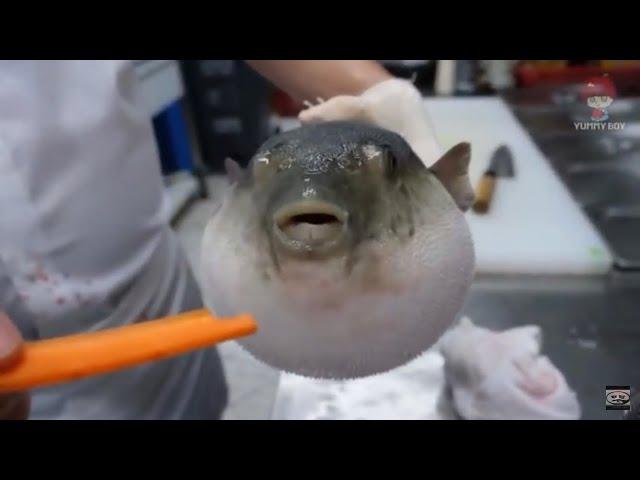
273 200 348 253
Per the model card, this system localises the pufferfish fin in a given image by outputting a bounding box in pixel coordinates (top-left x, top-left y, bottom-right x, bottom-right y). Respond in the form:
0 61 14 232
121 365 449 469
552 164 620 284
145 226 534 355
224 157 245 185
429 142 475 212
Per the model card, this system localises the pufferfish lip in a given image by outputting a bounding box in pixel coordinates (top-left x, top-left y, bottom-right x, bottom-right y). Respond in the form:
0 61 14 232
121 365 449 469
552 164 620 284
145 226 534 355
273 200 349 254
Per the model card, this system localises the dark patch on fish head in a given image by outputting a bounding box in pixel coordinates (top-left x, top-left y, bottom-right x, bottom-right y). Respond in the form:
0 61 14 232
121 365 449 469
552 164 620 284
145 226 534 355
249 122 429 260
244 121 436 268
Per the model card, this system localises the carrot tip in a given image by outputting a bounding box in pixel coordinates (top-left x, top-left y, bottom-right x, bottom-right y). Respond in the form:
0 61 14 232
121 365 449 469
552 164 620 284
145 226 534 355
0 310 258 393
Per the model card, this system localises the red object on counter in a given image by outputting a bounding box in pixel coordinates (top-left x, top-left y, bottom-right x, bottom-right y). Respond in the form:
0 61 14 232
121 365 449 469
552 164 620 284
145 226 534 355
515 63 640 94
579 76 617 101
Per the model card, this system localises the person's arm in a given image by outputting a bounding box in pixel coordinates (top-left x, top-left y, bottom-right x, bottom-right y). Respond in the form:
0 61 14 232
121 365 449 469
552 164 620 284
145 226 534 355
248 60 442 167
246 60 393 102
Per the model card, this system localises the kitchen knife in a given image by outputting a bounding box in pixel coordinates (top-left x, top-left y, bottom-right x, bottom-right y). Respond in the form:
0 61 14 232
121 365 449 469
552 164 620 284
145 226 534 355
473 145 515 214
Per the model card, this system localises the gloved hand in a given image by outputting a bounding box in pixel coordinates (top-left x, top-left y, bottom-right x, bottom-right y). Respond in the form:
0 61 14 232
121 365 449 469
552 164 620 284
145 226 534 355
299 78 443 167
0 312 30 420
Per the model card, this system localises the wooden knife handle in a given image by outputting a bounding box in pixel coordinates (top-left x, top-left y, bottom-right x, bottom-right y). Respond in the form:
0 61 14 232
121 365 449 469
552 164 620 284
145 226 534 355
473 174 496 214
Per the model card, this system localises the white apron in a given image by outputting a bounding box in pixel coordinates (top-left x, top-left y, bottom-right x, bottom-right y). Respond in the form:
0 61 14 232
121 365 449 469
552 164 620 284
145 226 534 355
0 60 227 419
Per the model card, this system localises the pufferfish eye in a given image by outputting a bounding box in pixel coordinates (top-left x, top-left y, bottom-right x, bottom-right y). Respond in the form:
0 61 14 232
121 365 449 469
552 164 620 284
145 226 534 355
361 144 396 176
277 158 295 172
253 155 295 182
252 156 274 183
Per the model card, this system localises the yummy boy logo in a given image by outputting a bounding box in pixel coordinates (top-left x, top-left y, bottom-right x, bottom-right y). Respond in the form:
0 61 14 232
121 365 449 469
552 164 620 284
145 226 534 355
574 76 626 131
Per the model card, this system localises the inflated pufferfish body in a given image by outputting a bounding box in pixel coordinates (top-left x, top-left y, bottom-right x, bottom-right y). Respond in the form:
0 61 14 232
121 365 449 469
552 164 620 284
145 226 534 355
201 121 475 379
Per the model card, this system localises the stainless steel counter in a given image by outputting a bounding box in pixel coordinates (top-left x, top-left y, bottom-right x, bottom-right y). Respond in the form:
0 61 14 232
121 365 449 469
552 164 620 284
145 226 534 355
462 273 639 419
465 89 640 420
272 273 639 420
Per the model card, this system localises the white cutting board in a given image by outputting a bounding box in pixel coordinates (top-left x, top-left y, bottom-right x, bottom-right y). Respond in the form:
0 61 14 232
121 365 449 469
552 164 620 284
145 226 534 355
424 97 613 275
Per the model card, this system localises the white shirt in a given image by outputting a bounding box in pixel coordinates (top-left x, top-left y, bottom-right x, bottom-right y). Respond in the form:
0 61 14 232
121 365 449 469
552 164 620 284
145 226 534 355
0 60 226 419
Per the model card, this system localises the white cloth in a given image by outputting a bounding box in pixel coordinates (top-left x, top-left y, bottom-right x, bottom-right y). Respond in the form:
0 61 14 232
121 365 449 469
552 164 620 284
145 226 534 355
438 318 581 420
0 60 227 419
271 318 581 420
272 349 455 420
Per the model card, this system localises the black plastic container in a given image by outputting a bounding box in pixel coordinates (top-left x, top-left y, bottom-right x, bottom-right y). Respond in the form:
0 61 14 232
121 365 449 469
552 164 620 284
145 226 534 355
179 60 275 172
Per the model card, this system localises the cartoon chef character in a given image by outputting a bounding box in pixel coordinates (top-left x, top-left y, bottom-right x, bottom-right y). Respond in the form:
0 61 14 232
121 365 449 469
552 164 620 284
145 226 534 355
580 76 617 122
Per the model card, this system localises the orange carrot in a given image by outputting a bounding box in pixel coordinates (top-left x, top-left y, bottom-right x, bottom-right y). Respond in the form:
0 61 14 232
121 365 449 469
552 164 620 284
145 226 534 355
0 309 257 393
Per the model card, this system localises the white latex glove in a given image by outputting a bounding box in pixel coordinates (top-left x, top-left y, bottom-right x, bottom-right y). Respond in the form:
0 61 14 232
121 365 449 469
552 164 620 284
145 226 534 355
298 78 443 167
438 318 582 420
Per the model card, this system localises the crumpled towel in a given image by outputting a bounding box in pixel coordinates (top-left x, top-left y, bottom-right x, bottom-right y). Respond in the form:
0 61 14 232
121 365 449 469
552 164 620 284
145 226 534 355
438 317 581 420
271 349 453 420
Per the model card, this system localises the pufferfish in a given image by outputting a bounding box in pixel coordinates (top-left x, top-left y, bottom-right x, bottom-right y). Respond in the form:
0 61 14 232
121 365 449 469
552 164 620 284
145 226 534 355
201 121 475 379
